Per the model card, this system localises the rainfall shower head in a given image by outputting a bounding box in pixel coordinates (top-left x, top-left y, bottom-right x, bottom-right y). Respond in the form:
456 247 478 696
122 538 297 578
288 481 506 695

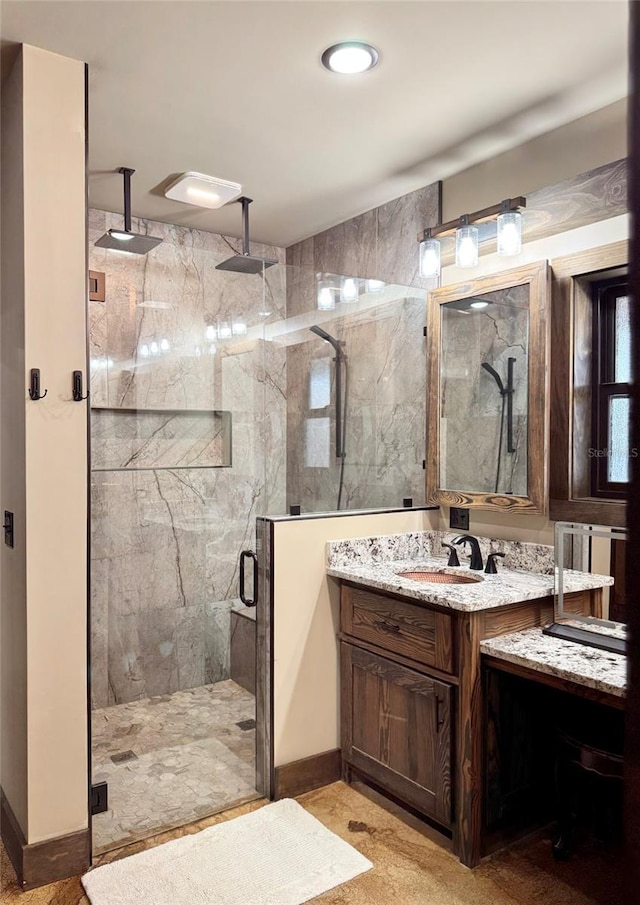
216 197 278 273
481 362 505 394
309 325 344 357
94 168 163 255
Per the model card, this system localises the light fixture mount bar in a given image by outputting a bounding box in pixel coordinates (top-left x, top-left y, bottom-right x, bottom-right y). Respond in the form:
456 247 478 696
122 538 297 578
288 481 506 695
418 196 526 243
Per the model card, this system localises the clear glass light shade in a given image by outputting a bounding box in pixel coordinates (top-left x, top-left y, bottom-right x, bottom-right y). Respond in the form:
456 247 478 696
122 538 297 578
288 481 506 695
205 324 217 341
232 321 248 335
317 280 336 311
419 238 441 279
217 322 232 339
455 226 479 268
497 211 522 256
340 276 359 303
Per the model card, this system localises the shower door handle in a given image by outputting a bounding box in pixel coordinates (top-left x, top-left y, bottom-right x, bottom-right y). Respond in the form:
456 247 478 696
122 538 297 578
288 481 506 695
239 550 258 608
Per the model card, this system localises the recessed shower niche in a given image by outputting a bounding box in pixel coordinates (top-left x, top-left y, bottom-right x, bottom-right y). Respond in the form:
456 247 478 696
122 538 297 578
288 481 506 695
425 261 550 513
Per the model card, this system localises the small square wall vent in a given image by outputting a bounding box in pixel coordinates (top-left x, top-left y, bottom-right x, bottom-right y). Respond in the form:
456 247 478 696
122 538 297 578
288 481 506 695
164 172 242 210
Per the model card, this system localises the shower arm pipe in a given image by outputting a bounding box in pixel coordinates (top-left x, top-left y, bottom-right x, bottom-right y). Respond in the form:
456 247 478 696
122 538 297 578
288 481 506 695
119 166 135 233
506 357 515 454
239 196 253 257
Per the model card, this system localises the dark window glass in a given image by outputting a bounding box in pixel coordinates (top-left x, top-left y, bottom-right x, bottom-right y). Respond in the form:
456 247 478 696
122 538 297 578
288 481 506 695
591 277 632 498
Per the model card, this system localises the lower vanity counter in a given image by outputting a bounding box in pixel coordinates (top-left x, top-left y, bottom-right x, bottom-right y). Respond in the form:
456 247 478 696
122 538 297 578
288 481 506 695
480 626 627 701
327 530 613 868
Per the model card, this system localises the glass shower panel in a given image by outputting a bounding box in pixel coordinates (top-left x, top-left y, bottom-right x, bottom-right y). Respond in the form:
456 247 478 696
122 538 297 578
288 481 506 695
89 210 277 853
274 269 428 514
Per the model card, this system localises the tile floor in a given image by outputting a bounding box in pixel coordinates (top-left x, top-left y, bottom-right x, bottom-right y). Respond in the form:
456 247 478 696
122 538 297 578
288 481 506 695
1 781 627 904
91 680 257 852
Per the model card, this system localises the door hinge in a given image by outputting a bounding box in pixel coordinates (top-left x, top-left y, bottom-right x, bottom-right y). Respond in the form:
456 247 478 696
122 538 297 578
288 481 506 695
91 781 108 815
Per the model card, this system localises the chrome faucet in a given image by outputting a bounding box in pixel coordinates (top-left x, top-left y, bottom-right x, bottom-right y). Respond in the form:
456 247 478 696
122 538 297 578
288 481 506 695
451 534 484 571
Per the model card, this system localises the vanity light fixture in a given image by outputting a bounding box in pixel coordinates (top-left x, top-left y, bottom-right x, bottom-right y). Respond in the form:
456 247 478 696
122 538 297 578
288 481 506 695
455 218 479 268
321 41 379 74
417 196 526 275
164 172 243 209
419 231 442 280
497 207 522 256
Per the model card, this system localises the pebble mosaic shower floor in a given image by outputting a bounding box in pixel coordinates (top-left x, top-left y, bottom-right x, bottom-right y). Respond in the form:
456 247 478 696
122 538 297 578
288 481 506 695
91 680 257 852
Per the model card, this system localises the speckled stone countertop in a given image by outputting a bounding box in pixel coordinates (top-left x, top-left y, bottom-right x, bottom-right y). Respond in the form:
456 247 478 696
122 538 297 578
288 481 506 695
326 556 613 613
480 627 627 698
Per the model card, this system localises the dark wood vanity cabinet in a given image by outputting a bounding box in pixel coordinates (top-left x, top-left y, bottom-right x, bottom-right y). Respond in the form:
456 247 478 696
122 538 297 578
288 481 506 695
341 643 453 826
339 583 456 831
338 580 601 867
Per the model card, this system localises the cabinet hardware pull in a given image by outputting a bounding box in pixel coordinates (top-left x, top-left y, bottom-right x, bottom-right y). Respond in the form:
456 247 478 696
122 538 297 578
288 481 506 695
435 695 445 731
374 620 400 633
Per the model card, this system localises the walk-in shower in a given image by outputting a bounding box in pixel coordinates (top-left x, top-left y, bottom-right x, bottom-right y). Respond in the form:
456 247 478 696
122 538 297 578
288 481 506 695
89 207 281 853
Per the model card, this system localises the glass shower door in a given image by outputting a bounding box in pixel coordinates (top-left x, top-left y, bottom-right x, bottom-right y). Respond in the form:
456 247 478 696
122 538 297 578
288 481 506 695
88 210 282 853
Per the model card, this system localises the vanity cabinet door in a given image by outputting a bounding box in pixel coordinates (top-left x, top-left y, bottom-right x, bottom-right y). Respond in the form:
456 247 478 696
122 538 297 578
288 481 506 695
341 642 453 826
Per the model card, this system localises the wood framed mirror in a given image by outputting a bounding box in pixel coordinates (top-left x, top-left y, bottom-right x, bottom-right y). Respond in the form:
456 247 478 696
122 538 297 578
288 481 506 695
426 260 550 513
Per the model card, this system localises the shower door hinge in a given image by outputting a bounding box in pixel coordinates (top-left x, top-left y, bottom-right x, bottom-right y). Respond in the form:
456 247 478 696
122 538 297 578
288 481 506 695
423 326 427 337
422 459 426 470
91 781 108 815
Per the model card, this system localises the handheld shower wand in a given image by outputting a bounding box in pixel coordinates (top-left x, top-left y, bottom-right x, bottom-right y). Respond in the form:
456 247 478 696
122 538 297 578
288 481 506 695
309 326 348 509
482 359 516 493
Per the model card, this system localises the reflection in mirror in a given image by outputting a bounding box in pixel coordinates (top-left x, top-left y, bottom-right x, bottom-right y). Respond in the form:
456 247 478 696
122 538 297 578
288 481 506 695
440 285 529 496
547 522 627 655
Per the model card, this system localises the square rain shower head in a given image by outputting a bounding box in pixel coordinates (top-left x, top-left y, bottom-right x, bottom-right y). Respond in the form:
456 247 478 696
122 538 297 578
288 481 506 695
215 254 278 274
95 229 163 255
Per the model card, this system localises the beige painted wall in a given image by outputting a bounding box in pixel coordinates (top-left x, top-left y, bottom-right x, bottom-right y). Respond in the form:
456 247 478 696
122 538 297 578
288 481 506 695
442 100 627 221
1 45 88 844
1 44 29 834
272 509 439 766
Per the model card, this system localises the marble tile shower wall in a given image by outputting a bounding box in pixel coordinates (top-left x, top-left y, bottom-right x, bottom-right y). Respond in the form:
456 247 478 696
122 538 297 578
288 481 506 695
285 183 440 512
88 210 286 708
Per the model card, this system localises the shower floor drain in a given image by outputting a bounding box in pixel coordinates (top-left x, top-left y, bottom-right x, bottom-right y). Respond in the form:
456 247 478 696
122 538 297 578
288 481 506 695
236 719 256 731
110 749 138 765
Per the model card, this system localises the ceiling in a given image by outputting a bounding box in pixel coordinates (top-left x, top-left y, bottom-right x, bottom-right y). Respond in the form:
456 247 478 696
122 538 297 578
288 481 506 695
0 0 629 247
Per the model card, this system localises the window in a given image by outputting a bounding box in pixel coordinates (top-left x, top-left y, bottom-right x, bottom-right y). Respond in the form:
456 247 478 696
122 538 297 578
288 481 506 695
550 240 628 526
591 276 632 498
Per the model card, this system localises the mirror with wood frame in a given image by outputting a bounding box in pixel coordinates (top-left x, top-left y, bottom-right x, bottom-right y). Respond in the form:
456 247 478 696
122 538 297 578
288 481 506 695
425 261 550 513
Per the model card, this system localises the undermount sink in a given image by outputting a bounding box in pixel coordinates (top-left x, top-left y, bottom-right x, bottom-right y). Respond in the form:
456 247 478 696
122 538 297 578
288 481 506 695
397 570 481 585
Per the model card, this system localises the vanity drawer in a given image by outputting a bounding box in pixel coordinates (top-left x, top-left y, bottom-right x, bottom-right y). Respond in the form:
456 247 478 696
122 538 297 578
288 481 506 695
342 585 454 674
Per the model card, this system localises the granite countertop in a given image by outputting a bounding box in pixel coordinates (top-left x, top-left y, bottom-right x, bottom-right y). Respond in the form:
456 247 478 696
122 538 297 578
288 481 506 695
480 627 627 698
326 556 613 613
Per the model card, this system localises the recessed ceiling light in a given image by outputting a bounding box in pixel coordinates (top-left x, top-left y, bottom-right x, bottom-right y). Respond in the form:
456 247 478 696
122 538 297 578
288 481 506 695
321 42 379 75
164 172 242 209
470 300 490 309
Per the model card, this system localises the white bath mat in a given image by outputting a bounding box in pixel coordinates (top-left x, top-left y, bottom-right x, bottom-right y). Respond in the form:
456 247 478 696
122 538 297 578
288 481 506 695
82 798 372 905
